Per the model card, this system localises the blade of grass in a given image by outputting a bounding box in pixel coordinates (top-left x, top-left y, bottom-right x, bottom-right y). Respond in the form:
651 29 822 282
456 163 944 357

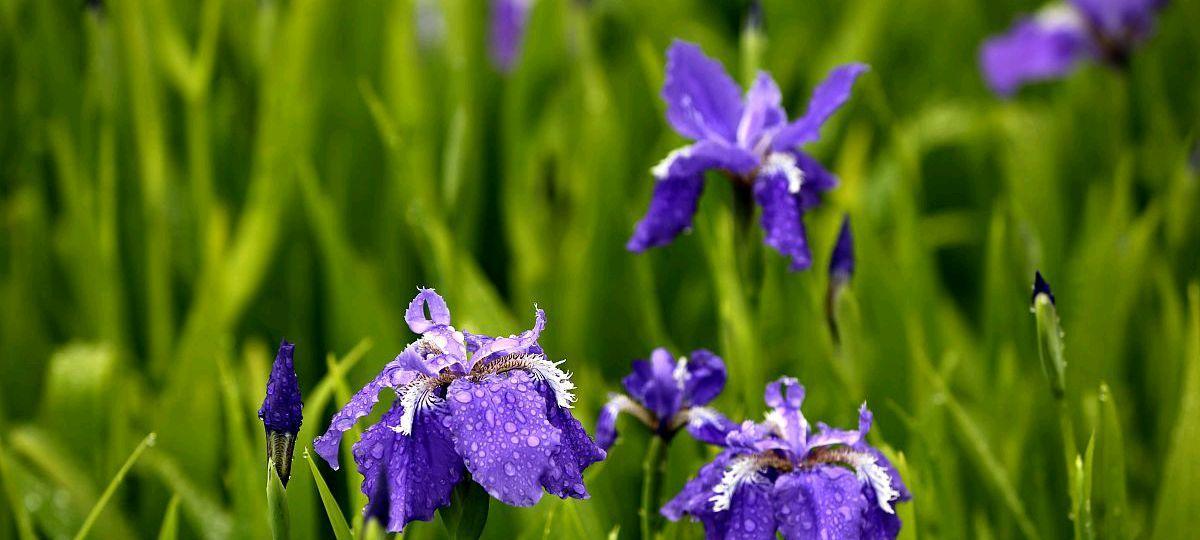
156 495 181 540
73 432 156 540
0 434 37 540
303 449 353 540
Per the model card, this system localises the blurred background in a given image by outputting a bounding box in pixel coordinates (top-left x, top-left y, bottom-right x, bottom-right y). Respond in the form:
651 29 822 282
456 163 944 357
1 0 1198 538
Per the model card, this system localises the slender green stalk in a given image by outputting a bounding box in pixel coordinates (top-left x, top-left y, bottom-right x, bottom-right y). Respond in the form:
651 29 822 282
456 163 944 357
640 436 668 540
73 433 156 540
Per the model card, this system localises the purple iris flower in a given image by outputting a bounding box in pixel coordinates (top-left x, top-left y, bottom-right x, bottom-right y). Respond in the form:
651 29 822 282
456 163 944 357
662 377 910 539
489 0 533 72
259 339 302 485
595 348 737 449
627 40 868 271
313 289 604 532
980 0 1167 96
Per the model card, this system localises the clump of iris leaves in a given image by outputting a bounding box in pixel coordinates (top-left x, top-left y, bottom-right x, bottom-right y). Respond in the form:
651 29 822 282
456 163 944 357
1 0 1199 539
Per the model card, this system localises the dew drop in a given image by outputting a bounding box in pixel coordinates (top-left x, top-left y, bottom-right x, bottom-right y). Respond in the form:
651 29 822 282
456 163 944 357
485 409 495 426
504 463 516 476
526 435 540 447
504 422 517 433
743 520 756 532
454 391 472 403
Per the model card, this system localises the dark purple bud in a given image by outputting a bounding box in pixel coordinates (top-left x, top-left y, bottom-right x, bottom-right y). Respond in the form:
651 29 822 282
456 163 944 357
259 339 302 485
1032 271 1055 306
829 214 854 281
746 0 763 32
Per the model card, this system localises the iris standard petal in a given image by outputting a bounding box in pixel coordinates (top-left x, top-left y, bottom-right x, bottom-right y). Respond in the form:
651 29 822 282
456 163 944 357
662 40 745 144
539 383 606 499
405 288 453 333
468 308 546 367
763 377 808 455
681 349 726 407
354 403 464 531
445 371 562 507
753 163 813 271
622 348 684 422
774 467 872 540
737 72 786 149
980 8 1093 96
595 396 623 450
771 64 869 150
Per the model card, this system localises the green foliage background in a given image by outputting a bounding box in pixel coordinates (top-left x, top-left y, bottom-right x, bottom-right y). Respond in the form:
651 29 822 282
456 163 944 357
1 0 1198 538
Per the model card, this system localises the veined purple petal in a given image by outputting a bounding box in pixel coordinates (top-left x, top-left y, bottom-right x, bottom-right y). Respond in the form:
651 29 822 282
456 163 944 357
681 349 726 407
539 383 605 499
445 370 562 507
662 449 736 521
469 308 546 367
489 0 533 72
771 64 869 150
829 215 855 282
737 72 786 150
662 40 745 144
354 402 465 532
627 141 759 252
314 359 415 469
259 339 303 435
980 7 1093 96
774 467 873 539
622 348 684 422
685 407 740 446
723 479 777 540
753 159 813 271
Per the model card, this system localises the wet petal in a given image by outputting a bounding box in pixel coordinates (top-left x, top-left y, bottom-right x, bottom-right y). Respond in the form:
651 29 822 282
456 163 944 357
685 407 740 446
753 163 813 271
354 403 465 532
774 467 872 540
469 308 546 367
737 72 786 149
314 360 414 469
662 450 736 521
445 370 562 507
772 64 868 150
622 348 684 422
980 8 1093 96
662 40 745 144
682 349 726 407
258 339 303 436
724 480 777 540
539 383 606 499
405 288 452 333
763 377 808 456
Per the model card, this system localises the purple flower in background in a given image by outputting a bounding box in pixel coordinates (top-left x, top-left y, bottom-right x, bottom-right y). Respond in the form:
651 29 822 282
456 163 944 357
829 214 855 284
628 40 868 271
313 289 604 532
1032 270 1056 306
980 0 1167 96
595 348 736 449
489 0 534 72
662 377 910 539
259 339 302 485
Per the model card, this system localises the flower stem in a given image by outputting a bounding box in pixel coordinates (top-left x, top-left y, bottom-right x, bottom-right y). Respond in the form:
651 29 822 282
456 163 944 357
640 435 669 540
267 461 291 540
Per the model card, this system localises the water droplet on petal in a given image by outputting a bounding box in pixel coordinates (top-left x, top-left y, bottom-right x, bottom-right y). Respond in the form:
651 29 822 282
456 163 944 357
504 422 517 433
526 435 540 447
454 391 472 403
743 520 756 532
504 463 516 476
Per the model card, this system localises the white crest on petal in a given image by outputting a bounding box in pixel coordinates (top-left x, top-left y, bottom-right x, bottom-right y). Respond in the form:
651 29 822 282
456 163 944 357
686 406 722 429
513 354 578 409
709 455 767 512
653 146 693 179
762 152 805 194
672 356 690 391
393 377 446 435
845 451 901 514
1037 3 1086 32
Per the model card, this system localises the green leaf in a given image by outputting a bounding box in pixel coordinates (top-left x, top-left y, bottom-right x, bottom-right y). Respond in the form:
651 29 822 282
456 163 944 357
0 434 37 540
1034 294 1067 399
73 432 156 540
1152 284 1200 537
1093 383 1129 539
302 449 352 540
438 480 490 540
156 495 181 540
1072 434 1095 540
267 461 290 540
